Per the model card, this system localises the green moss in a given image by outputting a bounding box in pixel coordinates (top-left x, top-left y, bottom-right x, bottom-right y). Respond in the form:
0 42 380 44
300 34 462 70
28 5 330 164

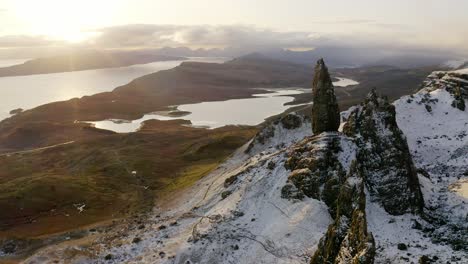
221 191 232 199
0 125 257 238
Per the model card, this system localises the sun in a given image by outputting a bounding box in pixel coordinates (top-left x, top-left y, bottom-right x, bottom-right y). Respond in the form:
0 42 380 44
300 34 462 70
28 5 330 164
58 31 102 44
9 0 122 43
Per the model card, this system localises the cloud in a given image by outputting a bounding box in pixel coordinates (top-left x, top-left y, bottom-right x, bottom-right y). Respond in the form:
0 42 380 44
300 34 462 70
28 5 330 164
0 24 466 59
88 24 321 50
0 35 61 47
310 19 376 24
87 23 468 55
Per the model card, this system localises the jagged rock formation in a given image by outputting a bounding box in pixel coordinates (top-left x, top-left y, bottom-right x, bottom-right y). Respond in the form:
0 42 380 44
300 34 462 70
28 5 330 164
343 89 424 215
281 132 376 264
282 133 349 216
281 62 427 262
311 59 340 134
311 164 375 264
423 69 467 111
283 87 428 262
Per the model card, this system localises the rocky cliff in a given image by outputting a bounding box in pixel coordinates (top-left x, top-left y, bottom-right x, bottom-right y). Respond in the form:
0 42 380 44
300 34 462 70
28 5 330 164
343 89 424 215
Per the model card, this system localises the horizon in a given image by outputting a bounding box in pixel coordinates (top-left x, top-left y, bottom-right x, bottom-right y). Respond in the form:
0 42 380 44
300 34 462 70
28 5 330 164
0 0 467 59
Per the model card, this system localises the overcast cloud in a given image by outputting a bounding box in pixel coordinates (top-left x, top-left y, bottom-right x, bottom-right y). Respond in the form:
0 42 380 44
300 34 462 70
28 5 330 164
0 24 466 59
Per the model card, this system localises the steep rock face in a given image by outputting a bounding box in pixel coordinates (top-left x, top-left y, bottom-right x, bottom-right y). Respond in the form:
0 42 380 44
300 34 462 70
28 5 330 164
343 89 424 215
311 170 375 264
281 132 375 264
311 59 340 134
282 133 351 216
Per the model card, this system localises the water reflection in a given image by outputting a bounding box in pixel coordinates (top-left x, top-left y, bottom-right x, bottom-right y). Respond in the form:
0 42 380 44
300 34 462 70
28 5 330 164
0 57 227 120
88 89 306 132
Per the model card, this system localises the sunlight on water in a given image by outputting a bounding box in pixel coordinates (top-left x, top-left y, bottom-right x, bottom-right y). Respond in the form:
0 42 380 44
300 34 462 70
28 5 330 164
0 58 227 120
333 77 359 87
88 89 306 132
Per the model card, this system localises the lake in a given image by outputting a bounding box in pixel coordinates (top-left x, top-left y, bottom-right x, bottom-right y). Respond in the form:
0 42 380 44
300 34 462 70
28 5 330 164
333 77 359 87
0 58 358 130
0 57 227 120
87 89 306 132
84 77 358 133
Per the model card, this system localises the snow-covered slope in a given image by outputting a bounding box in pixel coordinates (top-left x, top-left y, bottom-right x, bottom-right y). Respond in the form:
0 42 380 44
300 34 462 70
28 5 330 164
441 60 468 70
367 69 468 263
98 114 331 264
25 114 332 264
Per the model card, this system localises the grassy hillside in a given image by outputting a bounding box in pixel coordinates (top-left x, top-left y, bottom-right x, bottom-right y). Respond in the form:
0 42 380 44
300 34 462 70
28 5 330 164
0 120 257 239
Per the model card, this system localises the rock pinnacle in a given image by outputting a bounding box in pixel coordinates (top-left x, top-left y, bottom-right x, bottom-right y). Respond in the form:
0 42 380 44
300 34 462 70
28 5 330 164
311 59 340 134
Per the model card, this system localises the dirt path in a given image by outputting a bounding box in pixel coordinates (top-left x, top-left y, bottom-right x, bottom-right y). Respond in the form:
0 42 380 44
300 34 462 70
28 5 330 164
0 141 75 157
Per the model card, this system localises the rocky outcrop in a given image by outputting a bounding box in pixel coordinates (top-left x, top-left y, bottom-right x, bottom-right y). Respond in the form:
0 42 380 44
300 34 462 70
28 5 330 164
343 89 424 215
245 113 311 154
311 59 340 134
423 70 467 111
311 166 375 264
451 86 466 111
282 133 376 264
280 113 303 129
283 70 426 262
282 133 347 216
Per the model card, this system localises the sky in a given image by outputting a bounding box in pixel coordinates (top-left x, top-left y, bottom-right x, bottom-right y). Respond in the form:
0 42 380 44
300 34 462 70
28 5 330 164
0 0 467 56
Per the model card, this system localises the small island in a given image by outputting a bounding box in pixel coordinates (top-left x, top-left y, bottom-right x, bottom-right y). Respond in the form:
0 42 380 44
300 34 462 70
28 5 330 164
9 108 23 115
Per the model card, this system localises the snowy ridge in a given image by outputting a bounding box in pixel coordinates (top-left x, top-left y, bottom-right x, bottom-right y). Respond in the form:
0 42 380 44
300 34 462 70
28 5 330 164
247 113 312 155
366 69 468 263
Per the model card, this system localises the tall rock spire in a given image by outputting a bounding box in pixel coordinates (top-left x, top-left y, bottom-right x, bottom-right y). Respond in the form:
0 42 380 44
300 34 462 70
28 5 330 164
311 59 340 134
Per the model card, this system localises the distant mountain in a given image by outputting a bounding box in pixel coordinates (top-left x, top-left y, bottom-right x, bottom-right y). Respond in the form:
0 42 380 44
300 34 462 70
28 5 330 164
261 47 457 69
0 50 186 77
1 45 458 77
440 59 468 70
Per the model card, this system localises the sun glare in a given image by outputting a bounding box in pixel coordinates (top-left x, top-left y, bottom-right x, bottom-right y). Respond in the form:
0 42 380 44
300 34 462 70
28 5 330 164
9 0 122 43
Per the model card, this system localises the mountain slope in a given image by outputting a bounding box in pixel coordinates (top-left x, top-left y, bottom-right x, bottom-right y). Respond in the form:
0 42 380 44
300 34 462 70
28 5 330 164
10 63 468 264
